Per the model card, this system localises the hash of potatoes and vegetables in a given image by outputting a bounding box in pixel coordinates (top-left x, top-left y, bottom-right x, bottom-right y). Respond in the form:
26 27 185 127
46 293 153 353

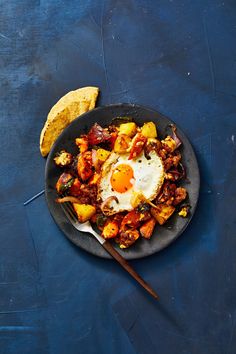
54 118 189 249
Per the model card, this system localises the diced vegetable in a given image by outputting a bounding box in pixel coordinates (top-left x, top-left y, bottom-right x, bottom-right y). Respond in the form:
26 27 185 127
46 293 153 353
88 123 110 145
161 136 176 153
121 210 141 229
100 196 119 215
144 138 161 157
107 131 118 149
141 122 157 138
114 134 131 153
151 204 175 225
77 151 93 181
54 150 73 167
173 187 187 206
96 148 110 162
88 172 100 185
170 124 182 148
102 220 119 239
119 122 137 137
163 152 182 171
73 203 96 223
92 149 110 171
69 178 81 196
118 229 140 248
112 213 124 226
55 173 74 194
121 207 150 230
157 181 177 204
128 133 147 160
75 137 88 153
140 217 156 239
91 149 100 171
165 163 185 181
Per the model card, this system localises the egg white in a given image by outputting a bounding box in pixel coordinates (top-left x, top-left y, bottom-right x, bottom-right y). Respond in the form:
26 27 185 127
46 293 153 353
98 151 164 214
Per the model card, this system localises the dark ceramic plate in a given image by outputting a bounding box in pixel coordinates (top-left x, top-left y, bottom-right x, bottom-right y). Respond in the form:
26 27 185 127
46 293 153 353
45 103 200 260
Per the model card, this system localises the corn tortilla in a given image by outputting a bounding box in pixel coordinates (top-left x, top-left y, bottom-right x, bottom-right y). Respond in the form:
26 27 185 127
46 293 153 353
40 86 99 157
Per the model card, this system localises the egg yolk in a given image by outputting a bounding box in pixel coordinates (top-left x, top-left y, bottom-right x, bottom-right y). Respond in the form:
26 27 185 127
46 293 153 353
110 164 134 193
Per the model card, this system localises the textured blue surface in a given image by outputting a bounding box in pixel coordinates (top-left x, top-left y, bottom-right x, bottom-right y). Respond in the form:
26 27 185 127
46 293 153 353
0 1 236 353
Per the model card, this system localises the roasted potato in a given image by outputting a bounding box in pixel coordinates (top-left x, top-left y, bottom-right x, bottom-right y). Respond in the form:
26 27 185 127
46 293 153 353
114 134 131 153
102 220 119 239
151 204 175 225
73 203 96 223
96 148 110 162
140 217 156 239
141 121 157 138
119 122 137 137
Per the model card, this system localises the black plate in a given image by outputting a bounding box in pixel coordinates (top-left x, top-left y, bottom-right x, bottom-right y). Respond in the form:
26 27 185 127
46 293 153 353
45 103 200 260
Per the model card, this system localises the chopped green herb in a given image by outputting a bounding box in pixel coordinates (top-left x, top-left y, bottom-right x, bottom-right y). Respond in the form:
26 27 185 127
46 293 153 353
59 178 74 193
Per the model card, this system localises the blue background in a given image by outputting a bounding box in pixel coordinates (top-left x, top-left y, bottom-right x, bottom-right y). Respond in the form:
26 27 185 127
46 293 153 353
1 1 236 353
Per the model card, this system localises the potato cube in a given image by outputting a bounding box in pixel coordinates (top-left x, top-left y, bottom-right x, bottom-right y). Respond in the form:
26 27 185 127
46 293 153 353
119 122 137 137
96 148 110 162
114 134 131 153
141 121 157 138
140 217 156 239
73 203 96 223
102 221 119 239
151 204 175 225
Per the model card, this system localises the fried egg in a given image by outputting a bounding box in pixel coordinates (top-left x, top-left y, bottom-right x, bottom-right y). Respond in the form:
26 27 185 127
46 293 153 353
98 151 164 214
